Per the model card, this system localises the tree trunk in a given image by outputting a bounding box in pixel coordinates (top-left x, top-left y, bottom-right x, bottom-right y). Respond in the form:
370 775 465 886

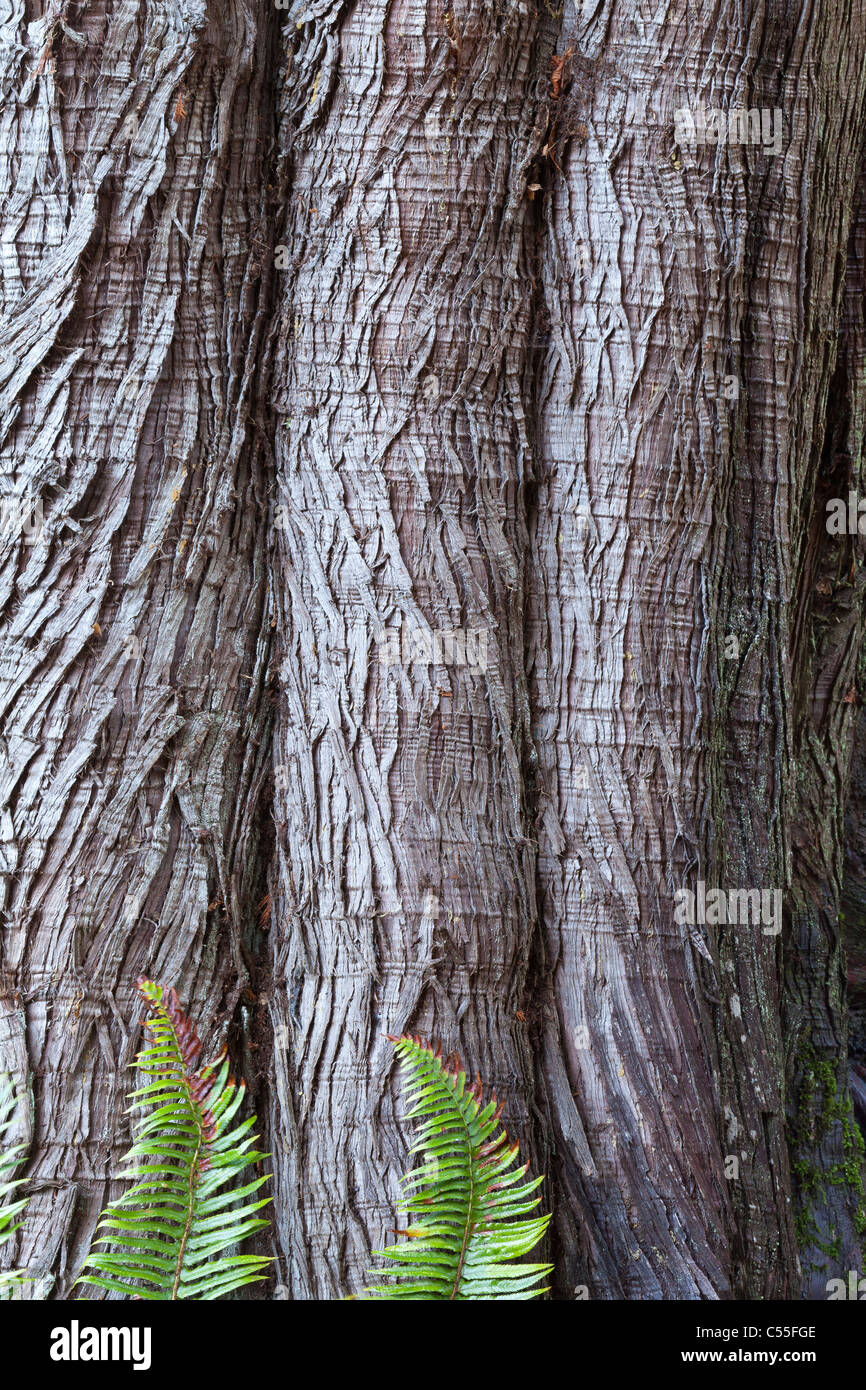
3 0 866 1303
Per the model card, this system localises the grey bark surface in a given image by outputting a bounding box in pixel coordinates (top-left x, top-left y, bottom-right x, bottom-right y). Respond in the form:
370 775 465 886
2 0 866 1304
527 0 866 1300
528 4 734 1299
783 158 866 1296
0 0 277 1295
268 0 557 1300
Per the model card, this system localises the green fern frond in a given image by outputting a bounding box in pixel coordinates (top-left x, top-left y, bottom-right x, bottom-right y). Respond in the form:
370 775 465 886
363 1035 553 1300
78 978 272 1300
0 1078 29 1299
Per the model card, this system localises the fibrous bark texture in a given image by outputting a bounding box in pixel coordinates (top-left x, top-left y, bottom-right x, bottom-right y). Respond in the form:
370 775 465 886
0 0 277 1295
4 0 866 1304
528 0 866 1300
268 0 557 1299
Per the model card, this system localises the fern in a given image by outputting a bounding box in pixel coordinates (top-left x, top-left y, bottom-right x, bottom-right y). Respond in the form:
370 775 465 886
364 1035 553 1299
0 1078 29 1299
78 978 271 1300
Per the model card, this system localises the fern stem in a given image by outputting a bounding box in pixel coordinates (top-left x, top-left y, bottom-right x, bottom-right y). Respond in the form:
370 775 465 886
172 1128 204 1301
448 1082 477 1299
148 986 212 1301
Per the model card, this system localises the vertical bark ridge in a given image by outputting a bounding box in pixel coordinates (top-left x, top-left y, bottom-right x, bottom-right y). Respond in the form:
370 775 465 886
527 0 738 1298
704 4 866 1296
269 0 558 1298
527 0 866 1299
0 0 278 1294
782 156 866 1295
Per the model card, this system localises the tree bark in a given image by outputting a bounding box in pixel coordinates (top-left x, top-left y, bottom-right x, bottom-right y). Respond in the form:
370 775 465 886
0 0 277 1295
268 0 558 1300
528 0 866 1299
783 157 866 1297
3 0 866 1304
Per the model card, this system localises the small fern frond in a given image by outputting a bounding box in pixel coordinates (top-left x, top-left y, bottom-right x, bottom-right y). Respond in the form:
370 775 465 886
78 978 272 1300
364 1035 553 1300
0 1078 29 1299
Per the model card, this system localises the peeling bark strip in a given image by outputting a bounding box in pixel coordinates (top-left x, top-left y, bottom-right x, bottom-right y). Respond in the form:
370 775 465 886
528 0 866 1298
0 1 277 1294
269 0 556 1299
